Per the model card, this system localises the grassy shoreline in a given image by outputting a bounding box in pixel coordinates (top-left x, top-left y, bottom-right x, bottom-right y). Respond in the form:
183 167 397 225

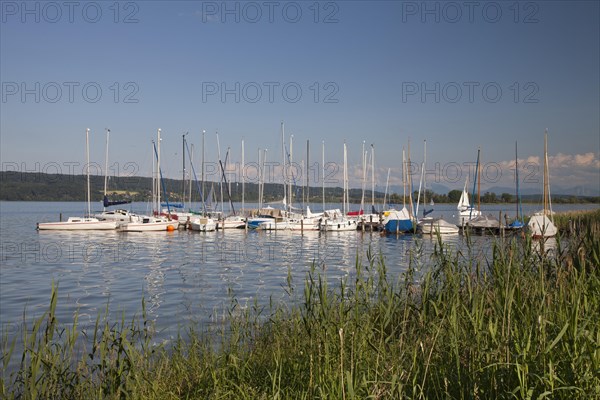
2 211 599 399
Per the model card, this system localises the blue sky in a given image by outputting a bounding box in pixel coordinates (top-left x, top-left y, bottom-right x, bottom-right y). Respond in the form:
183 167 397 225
1 1 599 194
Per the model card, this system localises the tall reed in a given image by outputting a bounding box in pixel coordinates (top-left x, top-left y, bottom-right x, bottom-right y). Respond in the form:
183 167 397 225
2 221 599 398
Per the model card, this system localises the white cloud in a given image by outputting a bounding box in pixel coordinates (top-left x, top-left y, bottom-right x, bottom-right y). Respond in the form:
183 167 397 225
495 152 600 190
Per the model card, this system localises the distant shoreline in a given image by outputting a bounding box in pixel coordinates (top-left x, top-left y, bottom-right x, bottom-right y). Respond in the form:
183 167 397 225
1 171 598 204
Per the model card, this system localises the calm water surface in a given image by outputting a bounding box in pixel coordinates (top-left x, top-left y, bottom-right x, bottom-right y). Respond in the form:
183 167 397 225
1 201 598 343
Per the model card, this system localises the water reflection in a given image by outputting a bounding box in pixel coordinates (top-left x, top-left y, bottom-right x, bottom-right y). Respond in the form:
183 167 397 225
531 237 558 257
2 201 598 347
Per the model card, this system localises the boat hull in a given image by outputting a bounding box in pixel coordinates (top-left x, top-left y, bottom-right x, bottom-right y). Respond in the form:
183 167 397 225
247 217 274 229
94 210 141 223
384 219 415 233
464 215 501 233
218 217 246 229
119 219 176 232
38 218 118 231
190 218 217 232
320 219 358 231
258 220 290 230
287 219 320 231
419 219 459 234
527 214 557 238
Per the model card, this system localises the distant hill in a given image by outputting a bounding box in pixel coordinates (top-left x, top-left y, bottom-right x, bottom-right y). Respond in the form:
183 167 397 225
0 171 381 203
487 185 600 197
1 171 598 204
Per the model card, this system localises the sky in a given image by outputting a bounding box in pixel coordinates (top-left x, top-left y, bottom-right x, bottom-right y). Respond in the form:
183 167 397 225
1 1 599 195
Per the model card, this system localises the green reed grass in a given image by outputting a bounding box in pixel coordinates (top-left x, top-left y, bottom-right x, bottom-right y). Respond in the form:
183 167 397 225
553 208 600 232
2 221 599 399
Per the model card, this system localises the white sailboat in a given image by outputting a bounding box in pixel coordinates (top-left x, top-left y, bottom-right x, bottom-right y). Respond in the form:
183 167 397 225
528 129 557 238
321 142 358 232
170 132 194 227
220 137 247 229
457 175 481 219
464 148 501 232
384 146 416 233
254 123 296 231
284 206 322 231
415 140 434 223
184 132 233 231
246 149 277 229
190 216 217 232
38 129 118 231
417 140 457 234
120 215 177 232
420 218 459 235
119 129 176 232
357 143 379 229
95 129 140 224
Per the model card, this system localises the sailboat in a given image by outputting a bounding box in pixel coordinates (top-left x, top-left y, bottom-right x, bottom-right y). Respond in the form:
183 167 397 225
216 150 245 229
320 142 358 231
165 132 194 227
119 129 177 232
356 143 380 230
421 218 459 235
186 133 217 232
190 216 217 232
507 141 525 230
246 148 278 229
384 146 416 233
415 140 434 222
527 129 557 238
219 138 247 229
464 148 501 232
38 129 118 231
418 141 458 235
457 176 481 220
255 123 298 230
279 140 322 231
95 129 139 224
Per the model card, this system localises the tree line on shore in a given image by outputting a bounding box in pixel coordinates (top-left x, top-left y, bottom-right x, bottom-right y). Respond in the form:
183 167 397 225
1 171 598 204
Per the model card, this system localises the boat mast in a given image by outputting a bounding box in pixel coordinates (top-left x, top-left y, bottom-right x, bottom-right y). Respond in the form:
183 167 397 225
151 140 155 213
218 148 235 216
182 132 188 207
544 128 553 219
103 128 110 211
157 128 161 213
201 130 205 211
423 140 427 209
281 121 286 211
289 133 293 212
306 139 310 207
189 143 194 205
470 147 480 218
241 138 245 215
415 140 425 219
343 141 347 216
407 139 414 218
322 140 325 212
86 128 91 217
360 140 366 212
478 148 481 211
258 148 262 210
227 146 232 210
402 147 406 209
262 149 268 210
383 168 390 209
515 141 521 221
371 144 375 211
216 131 224 213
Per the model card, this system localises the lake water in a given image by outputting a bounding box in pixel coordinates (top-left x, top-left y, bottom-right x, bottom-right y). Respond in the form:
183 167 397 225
1 201 598 346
